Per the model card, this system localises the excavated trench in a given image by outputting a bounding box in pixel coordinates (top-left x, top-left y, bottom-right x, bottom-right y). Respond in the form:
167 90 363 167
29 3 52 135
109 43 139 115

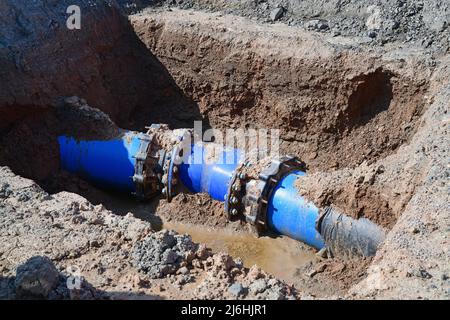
0 7 432 297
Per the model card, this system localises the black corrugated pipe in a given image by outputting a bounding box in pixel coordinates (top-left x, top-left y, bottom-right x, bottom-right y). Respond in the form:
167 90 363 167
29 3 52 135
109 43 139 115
316 206 386 257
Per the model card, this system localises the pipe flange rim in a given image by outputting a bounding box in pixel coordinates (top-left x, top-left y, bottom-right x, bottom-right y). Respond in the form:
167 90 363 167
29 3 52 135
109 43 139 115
243 155 306 236
132 132 155 199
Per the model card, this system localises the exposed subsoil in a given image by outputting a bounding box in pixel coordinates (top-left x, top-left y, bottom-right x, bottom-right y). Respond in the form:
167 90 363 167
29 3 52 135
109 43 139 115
0 0 449 299
129 8 433 229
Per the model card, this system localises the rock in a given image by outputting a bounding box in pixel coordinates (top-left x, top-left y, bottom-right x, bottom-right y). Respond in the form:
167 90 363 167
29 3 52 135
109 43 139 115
64 96 83 107
368 30 378 38
265 288 284 300
196 243 210 260
305 19 329 31
14 256 60 299
228 282 246 297
306 263 327 278
248 278 267 295
212 252 235 271
270 7 284 22
178 266 189 275
247 265 263 281
0 182 12 199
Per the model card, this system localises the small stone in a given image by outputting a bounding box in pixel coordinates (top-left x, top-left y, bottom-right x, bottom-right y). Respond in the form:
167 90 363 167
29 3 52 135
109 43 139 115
249 278 267 295
265 289 284 300
196 244 210 260
228 282 246 297
247 265 262 281
14 256 60 299
416 269 432 279
368 30 377 38
64 96 82 107
178 266 189 275
270 7 284 22
306 19 329 31
315 248 328 259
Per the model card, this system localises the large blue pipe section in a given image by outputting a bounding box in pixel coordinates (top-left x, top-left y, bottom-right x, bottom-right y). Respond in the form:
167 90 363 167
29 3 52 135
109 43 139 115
58 131 141 193
178 144 325 249
268 171 325 249
179 144 241 201
58 130 384 255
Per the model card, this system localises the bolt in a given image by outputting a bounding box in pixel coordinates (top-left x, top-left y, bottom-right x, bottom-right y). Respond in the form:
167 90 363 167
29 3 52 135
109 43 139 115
233 185 240 192
239 173 247 180
231 209 238 216
231 197 239 204
172 166 178 173
161 188 167 195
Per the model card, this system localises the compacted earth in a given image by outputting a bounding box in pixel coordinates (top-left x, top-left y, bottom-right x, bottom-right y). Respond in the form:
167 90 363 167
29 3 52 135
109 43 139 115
0 0 449 299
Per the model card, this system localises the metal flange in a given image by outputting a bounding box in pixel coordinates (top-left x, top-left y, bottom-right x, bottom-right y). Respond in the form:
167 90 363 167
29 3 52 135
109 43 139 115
160 129 193 202
224 160 250 219
242 155 306 236
132 132 163 199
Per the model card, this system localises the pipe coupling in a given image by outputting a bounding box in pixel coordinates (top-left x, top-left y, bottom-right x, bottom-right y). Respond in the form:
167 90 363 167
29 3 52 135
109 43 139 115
242 155 306 236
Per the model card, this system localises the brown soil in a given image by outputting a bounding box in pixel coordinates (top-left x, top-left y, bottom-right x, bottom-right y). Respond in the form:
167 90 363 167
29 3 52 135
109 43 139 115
156 193 236 228
127 8 440 231
131 9 429 174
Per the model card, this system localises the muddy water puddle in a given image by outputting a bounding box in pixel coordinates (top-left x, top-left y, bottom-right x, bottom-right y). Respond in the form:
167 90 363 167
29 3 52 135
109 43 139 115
164 222 316 283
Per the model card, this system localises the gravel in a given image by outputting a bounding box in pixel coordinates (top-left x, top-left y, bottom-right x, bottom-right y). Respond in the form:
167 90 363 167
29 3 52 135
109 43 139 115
147 0 450 53
132 230 198 279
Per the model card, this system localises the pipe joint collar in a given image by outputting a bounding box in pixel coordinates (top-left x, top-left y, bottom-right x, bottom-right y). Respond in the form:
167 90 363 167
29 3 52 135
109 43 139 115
243 155 306 236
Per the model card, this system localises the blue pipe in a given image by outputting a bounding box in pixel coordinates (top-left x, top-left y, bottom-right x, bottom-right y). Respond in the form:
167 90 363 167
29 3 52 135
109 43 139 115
58 131 141 193
179 144 241 201
267 171 325 249
179 144 325 249
57 131 381 254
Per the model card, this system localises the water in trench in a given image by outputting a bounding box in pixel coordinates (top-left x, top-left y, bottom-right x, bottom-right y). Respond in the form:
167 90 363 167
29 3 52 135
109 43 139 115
66 186 317 283
164 221 316 283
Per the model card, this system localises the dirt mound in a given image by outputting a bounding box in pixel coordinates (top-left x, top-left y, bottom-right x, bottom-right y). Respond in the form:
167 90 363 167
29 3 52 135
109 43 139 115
152 0 450 53
0 167 302 299
131 9 429 174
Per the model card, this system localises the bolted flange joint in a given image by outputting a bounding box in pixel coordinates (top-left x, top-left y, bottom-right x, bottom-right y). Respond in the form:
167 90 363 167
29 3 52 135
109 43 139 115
242 155 306 236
